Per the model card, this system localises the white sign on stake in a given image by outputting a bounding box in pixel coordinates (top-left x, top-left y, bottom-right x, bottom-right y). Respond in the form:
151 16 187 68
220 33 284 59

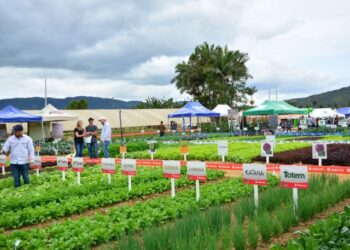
217 140 228 162
32 156 42 176
102 158 116 184
163 160 181 198
266 135 276 142
187 161 207 201
261 141 274 157
122 159 136 191
72 157 84 185
243 164 267 186
312 142 327 166
243 164 267 208
0 155 6 175
280 165 309 213
57 156 68 180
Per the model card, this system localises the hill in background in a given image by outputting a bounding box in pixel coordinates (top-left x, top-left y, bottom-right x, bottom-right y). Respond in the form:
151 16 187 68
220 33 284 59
287 86 350 108
0 96 140 110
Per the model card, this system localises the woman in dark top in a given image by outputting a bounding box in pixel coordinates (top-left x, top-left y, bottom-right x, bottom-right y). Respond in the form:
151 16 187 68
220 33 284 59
74 120 85 157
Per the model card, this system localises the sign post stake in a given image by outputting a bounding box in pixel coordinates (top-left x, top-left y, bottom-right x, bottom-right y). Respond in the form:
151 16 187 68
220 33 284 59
128 175 132 191
163 160 181 198
36 168 39 176
171 178 175 198
293 188 298 213
196 180 200 201
2 166 5 175
122 153 125 159
318 158 322 166
184 154 187 161
151 153 154 160
62 171 65 181
222 155 225 162
77 172 81 185
253 184 259 208
108 173 111 184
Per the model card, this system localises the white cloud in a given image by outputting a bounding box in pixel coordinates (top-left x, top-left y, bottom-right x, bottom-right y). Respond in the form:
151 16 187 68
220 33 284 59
0 0 349 102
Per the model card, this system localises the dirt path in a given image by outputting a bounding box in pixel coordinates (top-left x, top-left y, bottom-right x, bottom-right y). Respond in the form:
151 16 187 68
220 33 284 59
5 176 230 234
256 197 350 249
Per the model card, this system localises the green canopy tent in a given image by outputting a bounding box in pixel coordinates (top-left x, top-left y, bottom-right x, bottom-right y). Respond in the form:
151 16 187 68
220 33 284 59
242 100 308 129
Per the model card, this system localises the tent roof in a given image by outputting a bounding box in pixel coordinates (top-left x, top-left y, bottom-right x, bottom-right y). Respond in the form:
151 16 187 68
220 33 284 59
168 101 220 118
212 104 232 117
336 107 350 116
310 108 345 118
39 104 78 122
0 105 42 122
243 100 307 116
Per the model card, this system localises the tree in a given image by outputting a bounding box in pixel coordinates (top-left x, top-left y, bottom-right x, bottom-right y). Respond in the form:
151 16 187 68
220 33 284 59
171 42 253 109
66 99 88 109
135 97 184 109
246 86 258 106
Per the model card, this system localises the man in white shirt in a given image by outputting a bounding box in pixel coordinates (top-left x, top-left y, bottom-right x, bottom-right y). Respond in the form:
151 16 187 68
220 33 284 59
98 116 112 158
1 125 35 187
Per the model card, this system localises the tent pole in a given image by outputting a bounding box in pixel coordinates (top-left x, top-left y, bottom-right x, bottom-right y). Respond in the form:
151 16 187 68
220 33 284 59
41 121 45 141
182 116 185 133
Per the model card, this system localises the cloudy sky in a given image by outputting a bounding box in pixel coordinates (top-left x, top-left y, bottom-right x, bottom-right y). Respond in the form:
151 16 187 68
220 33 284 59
1 0 349 104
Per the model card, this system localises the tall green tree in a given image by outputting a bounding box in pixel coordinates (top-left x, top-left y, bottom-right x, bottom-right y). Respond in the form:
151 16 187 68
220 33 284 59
246 86 258 106
66 99 88 109
172 42 254 109
135 97 184 109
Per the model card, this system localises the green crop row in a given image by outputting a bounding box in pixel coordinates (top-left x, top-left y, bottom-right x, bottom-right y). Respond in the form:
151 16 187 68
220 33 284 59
271 205 350 249
0 177 278 250
0 168 224 229
120 142 310 163
108 175 350 250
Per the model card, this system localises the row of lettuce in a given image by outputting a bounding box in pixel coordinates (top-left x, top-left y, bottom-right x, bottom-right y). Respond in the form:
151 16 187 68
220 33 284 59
0 166 225 230
2 174 350 250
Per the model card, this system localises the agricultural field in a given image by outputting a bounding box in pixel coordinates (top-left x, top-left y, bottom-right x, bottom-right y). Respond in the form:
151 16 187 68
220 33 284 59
0 134 350 249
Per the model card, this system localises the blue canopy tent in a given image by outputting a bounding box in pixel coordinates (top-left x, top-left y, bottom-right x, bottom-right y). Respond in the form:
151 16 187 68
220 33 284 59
0 105 43 139
336 107 350 118
168 101 220 132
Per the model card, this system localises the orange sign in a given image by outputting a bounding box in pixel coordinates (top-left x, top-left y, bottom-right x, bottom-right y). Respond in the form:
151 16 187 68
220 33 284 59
120 146 127 154
180 146 189 154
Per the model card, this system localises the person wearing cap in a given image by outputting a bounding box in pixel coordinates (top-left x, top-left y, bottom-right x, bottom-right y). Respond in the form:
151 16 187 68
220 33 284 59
85 118 98 158
98 116 111 158
1 125 35 187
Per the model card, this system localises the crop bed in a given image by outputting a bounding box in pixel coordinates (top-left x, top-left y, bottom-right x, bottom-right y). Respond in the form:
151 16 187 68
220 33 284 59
254 144 350 166
0 166 224 230
272 205 350 249
0 177 278 249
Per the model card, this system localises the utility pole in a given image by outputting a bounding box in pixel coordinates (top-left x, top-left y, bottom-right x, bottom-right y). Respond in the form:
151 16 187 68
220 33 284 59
269 90 271 100
44 78 47 107
276 88 278 101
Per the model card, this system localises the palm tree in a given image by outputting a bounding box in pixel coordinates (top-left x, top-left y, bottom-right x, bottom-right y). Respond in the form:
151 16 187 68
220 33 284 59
172 42 251 109
245 86 258 106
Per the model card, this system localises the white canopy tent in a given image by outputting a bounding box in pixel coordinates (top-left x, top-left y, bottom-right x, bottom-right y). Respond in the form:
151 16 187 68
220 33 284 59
40 104 79 121
28 104 78 141
309 108 345 118
212 104 232 117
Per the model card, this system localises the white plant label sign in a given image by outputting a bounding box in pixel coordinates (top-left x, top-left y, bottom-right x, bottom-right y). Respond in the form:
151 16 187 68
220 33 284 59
217 140 228 156
280 165 308 189
312 143 327 159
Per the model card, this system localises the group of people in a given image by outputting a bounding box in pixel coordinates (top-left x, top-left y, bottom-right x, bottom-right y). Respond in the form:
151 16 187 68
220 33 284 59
73 116 111 158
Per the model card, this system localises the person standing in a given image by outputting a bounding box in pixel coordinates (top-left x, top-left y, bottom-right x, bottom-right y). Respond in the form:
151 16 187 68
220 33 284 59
99 116 111 158
74 120 85 157
1 125 35 188
159 121 166 137
85 118 98 158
